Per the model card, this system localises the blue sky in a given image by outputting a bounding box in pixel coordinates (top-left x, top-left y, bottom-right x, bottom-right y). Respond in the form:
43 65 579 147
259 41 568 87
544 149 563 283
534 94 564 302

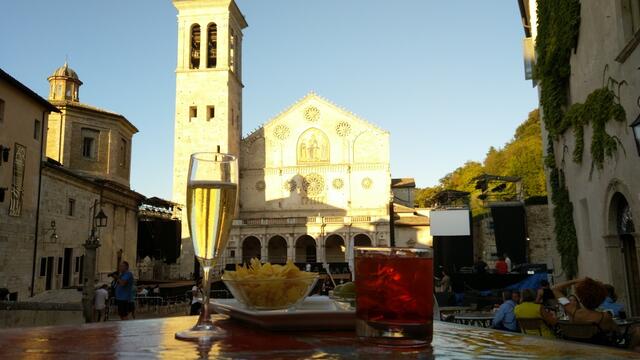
1 0 537 199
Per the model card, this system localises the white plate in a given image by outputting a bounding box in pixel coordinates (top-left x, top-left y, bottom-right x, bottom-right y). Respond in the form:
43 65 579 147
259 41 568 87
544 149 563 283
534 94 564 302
211 295 355 331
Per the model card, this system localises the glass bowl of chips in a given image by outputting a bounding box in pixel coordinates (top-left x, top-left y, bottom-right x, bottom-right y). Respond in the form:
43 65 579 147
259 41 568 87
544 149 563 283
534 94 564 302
222 259 319 310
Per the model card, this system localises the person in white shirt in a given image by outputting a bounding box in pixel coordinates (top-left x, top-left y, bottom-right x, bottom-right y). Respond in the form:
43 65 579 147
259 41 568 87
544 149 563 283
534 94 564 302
190 279 203 316
504 253 512 272
94 284 109 322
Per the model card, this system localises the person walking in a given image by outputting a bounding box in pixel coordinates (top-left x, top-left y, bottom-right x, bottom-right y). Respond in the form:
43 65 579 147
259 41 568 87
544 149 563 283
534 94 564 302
94 284 109 322
111 261 134 320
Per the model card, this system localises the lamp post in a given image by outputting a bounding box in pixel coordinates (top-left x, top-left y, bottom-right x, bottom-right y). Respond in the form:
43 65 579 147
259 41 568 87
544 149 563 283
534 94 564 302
82 199 107 323
389 193 396 247
631 115 640 157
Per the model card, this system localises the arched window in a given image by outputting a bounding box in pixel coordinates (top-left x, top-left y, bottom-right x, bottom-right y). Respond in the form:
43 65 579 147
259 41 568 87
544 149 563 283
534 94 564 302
207 23 217 68
190 24 201 69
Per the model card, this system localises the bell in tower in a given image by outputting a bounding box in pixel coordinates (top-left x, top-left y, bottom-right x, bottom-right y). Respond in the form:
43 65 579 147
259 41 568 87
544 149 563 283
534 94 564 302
48 62 82 102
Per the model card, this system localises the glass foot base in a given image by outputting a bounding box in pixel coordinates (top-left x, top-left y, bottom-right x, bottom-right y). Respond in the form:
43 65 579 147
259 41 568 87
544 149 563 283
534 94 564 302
356 318 433 348
175 324 225 341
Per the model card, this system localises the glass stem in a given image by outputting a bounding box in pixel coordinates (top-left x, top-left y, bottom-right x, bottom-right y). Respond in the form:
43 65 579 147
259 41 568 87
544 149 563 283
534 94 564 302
199 265 212 326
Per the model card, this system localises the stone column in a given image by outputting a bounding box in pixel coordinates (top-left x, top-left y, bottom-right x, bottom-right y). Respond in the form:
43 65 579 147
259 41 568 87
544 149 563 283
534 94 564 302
287 235 295 262
317 238 325 264
261 235 268 262
82 239 100 323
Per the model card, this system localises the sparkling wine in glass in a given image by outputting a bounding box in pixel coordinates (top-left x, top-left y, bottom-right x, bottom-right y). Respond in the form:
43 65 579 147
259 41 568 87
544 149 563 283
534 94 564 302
175 152 237 341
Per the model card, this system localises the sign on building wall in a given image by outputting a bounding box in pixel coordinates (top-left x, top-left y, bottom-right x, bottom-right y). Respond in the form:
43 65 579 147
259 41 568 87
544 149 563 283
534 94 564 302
523 37 535 82
9 143 26 217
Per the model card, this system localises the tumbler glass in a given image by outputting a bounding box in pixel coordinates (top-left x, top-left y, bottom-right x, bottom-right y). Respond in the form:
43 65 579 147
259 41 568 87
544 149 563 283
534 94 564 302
355 247 433 347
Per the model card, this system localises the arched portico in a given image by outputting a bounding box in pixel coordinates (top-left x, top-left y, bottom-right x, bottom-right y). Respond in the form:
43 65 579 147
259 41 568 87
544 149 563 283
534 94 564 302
602 179 640 315
268 235 288 264
242 236 261 264
606 191 640 316
295 235 317 263
325 234 345 263
354 233 372 247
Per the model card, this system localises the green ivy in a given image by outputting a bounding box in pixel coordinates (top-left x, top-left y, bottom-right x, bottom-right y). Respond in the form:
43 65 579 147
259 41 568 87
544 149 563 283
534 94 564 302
535 0 581 137
535 0 581 278
563 88 626 168
548 153 579 279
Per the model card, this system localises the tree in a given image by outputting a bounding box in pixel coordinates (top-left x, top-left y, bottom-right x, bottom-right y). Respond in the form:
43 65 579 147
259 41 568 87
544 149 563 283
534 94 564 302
415 109 546 211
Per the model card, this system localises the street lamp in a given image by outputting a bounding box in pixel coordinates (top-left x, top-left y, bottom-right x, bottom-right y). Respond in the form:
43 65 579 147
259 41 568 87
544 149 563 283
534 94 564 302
95 209 108 228
82 200 107 323
631 115 640 157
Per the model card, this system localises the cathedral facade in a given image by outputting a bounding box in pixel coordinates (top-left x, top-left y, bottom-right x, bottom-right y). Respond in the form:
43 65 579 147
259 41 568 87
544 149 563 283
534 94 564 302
171 0 395 277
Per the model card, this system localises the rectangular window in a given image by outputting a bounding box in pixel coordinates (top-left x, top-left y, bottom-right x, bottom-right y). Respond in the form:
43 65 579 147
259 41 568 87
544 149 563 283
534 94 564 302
74 256 80 273
68 198 75 216
82 137 94 158
0 98 5 122
57 257 63 275
34 119 41 140
40 257 47 276
81 128 99 159
189 106 198 120
119 138 127 167
207 106 215 120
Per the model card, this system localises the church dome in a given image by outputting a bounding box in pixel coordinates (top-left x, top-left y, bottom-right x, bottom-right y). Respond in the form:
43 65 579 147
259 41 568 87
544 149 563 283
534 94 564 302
51 62 80 81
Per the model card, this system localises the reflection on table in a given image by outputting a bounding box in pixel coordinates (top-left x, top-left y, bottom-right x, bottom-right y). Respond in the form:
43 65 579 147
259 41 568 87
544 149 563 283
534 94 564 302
451 312 495 328
1 315 638 359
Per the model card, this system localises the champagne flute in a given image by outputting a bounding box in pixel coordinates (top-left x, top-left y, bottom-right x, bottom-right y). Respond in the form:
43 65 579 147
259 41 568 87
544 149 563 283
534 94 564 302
175 152 237 341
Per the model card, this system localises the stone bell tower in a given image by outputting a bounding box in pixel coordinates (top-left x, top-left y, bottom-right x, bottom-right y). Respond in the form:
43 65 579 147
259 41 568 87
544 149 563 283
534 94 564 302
172 0 247 277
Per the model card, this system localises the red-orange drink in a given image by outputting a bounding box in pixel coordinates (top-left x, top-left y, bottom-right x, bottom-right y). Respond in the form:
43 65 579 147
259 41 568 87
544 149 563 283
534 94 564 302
355 247 433 347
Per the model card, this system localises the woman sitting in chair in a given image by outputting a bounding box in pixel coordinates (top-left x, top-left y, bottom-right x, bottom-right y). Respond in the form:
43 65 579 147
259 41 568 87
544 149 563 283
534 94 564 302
514 289 557 338
553 278 640 351
552 278 616 332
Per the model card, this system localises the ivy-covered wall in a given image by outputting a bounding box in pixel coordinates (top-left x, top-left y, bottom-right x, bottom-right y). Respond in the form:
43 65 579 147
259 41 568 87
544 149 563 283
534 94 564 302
535 0 629 279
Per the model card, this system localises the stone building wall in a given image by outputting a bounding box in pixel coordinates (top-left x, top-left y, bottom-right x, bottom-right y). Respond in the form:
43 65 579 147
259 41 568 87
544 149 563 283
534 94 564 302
33 165 141 294
171 0 247 277
525 204 559 270
46 105 136 188
472 204 557 272
0 78 52 300
521 0 640 311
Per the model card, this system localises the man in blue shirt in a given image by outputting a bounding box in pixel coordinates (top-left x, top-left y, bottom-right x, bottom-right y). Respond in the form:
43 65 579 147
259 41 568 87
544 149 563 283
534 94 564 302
111 261 134 320
492 290 518 332
599 284 624 318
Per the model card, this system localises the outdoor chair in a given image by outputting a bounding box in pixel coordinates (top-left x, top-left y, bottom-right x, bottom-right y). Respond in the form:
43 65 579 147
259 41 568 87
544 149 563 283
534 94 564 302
517 318 545 337
556 322 620 347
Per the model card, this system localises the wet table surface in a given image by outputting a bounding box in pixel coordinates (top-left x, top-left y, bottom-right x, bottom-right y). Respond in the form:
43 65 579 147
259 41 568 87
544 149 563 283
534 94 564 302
0 315 638 359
